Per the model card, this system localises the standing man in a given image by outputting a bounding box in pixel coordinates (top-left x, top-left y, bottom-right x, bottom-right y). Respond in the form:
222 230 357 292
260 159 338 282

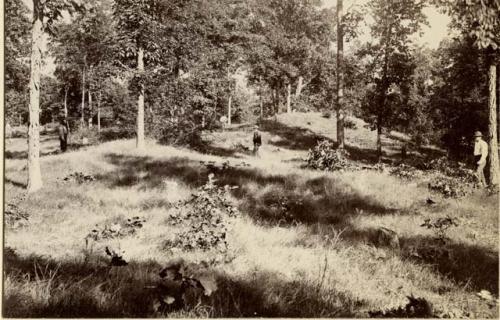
253 125 262 157
473 131 488 187
58 118 69 152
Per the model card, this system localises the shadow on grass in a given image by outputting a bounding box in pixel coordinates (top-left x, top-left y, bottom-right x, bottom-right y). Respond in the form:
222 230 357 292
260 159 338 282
3 248 362 317
3 247 159 317
195 144 245 158
95 152 498 298
261 120 446 167
98 154 400 226
401 235 499 295
5 177 27 188
309 225 499 296
260 120 335 151
5 143 87 160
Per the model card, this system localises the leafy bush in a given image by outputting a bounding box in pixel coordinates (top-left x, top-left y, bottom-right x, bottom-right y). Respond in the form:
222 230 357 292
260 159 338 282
390 164 422 180
166 174 239 253
155 258 217 310
427 174 474 198
5 202 29 229
63 171 96 184
344 118 358 129
424 156 475 181
306 140 350 171
86 216 147 242
421 216 459 242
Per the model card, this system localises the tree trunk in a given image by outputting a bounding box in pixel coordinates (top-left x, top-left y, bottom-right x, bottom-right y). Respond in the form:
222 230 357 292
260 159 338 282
260 95 264 121
488 63 499 186
27 2 43 193
276 86 281 114
81 63 86 126
97 91 101 133
88 90 93 128
137 47 145 149
228 95 232 126
336 0 345 149
286 83 292 113
64 87 68 120
295 76 304 98
377 119 382 162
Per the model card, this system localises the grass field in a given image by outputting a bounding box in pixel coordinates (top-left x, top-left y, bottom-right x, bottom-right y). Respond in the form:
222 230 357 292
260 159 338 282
3 113 499 317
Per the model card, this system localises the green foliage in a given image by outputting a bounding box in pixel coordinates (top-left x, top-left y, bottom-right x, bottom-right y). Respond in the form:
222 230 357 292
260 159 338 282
166 174 239 253
5 0 30 125
86 216 147 242
306 140 351 171
50 0 122 126
427 175 474 198
343 117 357 129
35 0 85 34
246 0 336 112
390 164 422 180
357 0 427 139
434 0 500 51
63 171 96 184
421 216 459 242
429 36 489 158
156 258 217 310
424 157 476 182
5 202 30 229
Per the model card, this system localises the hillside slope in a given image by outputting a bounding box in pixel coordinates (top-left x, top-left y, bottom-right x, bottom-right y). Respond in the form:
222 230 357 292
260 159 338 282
4 113 498 318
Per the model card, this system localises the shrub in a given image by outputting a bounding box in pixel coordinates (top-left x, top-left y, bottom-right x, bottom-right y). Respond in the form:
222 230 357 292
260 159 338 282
420 216 459 243
427 174 474 198
62 172 96 184
166 174 239 253
86 216 147 242
306 140 350 171
343 118 357 129
390 164 423 180
5 202 29 229
426 157 475 183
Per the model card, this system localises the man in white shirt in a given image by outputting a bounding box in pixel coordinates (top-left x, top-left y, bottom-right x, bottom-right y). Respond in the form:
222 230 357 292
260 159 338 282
473 131 488 187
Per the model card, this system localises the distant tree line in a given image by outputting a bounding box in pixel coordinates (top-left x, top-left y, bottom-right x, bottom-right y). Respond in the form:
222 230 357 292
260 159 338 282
4 0 499 191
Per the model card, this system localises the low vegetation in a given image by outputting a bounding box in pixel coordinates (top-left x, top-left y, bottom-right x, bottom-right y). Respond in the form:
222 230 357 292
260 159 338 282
4 113 498 318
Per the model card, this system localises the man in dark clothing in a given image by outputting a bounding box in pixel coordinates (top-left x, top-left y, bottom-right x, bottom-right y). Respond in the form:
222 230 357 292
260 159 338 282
58 119 69 152
253 125 262 156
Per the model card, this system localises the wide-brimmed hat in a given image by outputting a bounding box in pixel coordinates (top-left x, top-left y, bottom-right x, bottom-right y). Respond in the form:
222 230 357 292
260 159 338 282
473 131 483 137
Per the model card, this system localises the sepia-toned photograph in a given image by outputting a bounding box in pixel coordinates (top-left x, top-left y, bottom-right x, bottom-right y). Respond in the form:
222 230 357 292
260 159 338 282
3 0 499 317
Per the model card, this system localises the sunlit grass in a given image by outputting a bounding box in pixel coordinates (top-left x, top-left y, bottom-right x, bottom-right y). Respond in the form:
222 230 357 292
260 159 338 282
4 114 498 318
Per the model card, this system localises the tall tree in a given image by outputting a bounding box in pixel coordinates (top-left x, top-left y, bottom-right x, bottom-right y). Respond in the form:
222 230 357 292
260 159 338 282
336 0 345 148
360 0 426 160
26 0 82 193
27 0 44 192
113 0 165 150
435 0 500 186
5 0 31 126
246 0 334 115
51 0 117 129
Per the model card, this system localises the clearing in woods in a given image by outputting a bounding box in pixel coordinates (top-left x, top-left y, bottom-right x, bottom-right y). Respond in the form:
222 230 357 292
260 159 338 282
4 113 499 317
